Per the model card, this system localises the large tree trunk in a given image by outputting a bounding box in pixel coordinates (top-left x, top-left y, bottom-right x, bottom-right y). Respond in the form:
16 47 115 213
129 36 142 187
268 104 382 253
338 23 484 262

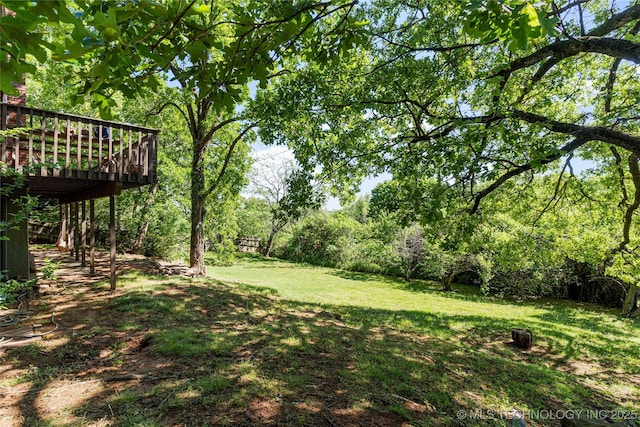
189 144 207 276
131 184 158 254
443 268 458 291
444 266 469 291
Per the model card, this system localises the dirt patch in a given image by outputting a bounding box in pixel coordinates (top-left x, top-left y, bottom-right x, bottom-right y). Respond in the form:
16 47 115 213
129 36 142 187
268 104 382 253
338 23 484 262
1 249 421 427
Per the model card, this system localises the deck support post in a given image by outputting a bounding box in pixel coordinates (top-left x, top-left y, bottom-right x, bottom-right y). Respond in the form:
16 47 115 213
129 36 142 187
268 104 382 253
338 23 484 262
73 202 80 261
57 203 65 249
66 203 73 255
89 199 95 275
81 201 86 267
109 195 116 291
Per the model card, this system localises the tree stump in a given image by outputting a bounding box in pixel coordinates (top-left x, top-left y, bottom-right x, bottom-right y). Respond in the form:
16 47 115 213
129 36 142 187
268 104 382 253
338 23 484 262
511 328 533 349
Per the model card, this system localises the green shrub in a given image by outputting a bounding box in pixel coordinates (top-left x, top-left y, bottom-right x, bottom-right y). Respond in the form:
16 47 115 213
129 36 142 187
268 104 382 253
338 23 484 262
485 266 577 299
0 278 35 308
40 258 60 280
276 212 359 267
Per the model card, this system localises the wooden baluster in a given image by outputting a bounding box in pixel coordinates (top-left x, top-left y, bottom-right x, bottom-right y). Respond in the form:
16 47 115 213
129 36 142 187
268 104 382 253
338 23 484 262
76 119 82 174
88 122 93 179
127 128 133 180
118 127 124 179
40 112 46 176
108 125 113 180
13 137 20 172
65 118 71 177
52 115 59 176
27 109 34 175
98 124 103 179
149 132 157 182
15 106 22 172
137 131 143 182
144 132 150 181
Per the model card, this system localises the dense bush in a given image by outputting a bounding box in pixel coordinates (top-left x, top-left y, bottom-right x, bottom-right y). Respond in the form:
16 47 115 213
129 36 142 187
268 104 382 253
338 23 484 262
483 267 576 299
274 211 454 281
245 191 629 309
275 212 358 267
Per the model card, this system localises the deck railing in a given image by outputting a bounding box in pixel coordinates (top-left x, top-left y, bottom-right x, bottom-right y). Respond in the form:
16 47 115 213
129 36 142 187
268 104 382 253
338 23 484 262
1 103 158 184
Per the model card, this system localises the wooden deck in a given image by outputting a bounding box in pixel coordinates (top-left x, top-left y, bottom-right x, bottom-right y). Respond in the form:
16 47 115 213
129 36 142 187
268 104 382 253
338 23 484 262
1 103 158 202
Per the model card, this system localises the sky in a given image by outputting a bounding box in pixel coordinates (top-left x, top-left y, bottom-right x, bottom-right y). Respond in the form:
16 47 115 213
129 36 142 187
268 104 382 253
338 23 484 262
247 144 392 211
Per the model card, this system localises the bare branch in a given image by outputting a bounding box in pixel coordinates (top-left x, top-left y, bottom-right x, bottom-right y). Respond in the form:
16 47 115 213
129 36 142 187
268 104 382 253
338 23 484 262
202 115 248 144
532 154 572 227
146 101 189 128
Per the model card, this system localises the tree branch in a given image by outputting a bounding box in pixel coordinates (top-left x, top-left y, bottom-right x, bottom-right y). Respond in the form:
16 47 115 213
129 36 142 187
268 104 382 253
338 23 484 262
588 4 640 37
149 0 198 52
546 0 591 18
603 57 623 113
616 153 640 253
497 36 640 84
204 122 258 198
470 138 588 213
147 101 189 128
532 154 572 227
611 146 629 207
202 115 248 144
510 109 640 152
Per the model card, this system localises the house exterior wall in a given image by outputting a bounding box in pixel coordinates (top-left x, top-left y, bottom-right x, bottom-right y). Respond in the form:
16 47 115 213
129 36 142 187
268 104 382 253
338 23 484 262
0 195 31 280
1 6 29 280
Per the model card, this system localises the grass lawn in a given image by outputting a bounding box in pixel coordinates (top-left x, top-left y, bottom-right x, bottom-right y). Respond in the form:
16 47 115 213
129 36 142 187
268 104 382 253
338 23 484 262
209 254 640 423
0 251 638 426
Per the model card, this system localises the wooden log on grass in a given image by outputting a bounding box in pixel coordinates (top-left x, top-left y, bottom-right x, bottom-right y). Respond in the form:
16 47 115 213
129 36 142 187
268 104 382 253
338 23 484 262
511 328 533 349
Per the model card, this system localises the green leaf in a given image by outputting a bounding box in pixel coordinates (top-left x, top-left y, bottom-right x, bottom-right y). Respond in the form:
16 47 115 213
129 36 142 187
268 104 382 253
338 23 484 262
537 10 559 37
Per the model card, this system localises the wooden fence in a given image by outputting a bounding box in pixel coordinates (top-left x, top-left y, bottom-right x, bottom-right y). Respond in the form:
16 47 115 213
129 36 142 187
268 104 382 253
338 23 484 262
236 237 261 253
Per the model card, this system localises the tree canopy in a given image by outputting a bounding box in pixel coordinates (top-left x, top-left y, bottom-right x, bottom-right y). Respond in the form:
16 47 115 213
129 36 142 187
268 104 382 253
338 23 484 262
2 0 365 275
254 0 640 314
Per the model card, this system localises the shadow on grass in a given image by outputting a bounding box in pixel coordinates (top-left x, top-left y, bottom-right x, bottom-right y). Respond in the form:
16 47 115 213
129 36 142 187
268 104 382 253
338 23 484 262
331 269 403 284
2 266 638 426
331 269 488 301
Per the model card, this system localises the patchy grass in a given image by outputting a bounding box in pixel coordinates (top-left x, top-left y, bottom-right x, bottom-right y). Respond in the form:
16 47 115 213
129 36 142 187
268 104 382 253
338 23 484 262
0 251 638 427
210 254 639 369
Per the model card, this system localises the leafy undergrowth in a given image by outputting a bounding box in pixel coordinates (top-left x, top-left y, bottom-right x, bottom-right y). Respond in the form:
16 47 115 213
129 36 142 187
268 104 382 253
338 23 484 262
0 252 638 426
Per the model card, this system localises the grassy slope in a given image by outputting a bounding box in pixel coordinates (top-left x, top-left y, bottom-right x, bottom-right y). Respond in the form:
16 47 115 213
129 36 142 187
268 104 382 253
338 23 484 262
1 253 638 426
209 255 640 419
